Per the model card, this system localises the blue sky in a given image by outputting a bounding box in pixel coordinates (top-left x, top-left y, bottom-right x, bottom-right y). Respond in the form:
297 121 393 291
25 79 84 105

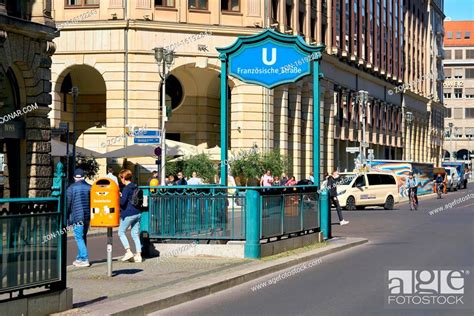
444 0 474 21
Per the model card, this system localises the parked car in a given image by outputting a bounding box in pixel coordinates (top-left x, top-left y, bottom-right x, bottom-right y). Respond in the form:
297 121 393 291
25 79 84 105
337 172 400 210
444 167 460 191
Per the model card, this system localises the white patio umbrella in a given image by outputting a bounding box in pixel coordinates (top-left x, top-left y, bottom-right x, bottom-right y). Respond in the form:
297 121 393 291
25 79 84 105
101 140 198 158
199 145 234 161
50 139 102 158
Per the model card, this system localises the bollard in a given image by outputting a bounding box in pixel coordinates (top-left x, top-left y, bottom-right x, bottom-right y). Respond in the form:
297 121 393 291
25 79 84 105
319 189 330 239
244 189 261 259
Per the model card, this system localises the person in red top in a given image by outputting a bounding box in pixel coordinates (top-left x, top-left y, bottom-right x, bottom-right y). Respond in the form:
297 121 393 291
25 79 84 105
285 176 297 186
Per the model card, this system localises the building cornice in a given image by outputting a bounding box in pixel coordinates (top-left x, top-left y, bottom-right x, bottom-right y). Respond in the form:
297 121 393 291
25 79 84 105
0 15 57 40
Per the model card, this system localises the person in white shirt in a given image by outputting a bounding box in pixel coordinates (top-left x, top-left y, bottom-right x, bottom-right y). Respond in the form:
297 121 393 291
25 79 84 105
260 170 273 187
187 171 203 185
106 167 119 186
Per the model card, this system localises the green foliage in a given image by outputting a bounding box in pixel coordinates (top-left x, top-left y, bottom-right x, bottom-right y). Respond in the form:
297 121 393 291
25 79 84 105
165 156 184 178
75 155 99 180
261 149 289 178
183 153 216 183
230 150 264 182
230 149 289 185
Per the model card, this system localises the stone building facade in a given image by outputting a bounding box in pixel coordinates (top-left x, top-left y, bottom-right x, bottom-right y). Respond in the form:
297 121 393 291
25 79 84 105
443 20 474 163
49 0 445 182
0 1 57 197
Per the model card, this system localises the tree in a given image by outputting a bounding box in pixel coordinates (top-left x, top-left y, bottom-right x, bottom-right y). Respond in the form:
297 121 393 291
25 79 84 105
165 156 185 177
261 149 289 178
75 155 99 180
230 150 264 185
183 154 216 183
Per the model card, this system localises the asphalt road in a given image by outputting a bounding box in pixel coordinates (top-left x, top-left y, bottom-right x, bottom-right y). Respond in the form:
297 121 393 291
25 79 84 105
150 188 474 316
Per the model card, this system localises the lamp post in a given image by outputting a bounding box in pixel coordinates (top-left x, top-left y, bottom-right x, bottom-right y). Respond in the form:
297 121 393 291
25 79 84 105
449 122 454 161
70 86 79 182
357 90 369 165
153 47 175 185
406 111 414 161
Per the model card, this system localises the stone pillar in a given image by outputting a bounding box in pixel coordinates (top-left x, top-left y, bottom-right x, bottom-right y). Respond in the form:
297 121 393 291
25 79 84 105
273 85 289 156
26 107 53 197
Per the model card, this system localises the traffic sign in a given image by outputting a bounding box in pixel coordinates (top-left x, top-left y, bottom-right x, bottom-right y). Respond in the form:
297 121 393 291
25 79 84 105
361 142 369 148
134 129 161 145
154 147 162 156
368 149 374 154
134 137 161 144
346 147 360 153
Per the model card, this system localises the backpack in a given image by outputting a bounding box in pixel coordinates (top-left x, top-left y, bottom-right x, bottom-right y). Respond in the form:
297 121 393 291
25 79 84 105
130 187 144 208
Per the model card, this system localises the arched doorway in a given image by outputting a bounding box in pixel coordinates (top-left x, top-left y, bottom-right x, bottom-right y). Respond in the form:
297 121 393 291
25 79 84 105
53 65 107 178
457 149 470 161
0 67 26 198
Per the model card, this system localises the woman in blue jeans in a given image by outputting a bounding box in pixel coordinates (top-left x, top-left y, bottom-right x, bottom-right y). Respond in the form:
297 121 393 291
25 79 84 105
118 169 142 262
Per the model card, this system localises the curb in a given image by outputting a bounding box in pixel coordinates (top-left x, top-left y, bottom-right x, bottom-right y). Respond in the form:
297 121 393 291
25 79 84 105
77 237 367 315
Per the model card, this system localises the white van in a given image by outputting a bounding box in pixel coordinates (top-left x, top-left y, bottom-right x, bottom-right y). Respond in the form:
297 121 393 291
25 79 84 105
336 172 400 210
444 167 460 191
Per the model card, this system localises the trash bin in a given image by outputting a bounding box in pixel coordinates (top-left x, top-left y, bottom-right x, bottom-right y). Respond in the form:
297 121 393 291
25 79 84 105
90 178 120 227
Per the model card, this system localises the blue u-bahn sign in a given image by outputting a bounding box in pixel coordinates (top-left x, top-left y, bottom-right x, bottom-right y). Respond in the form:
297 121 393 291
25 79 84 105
228 39 317 88
219 30 322 89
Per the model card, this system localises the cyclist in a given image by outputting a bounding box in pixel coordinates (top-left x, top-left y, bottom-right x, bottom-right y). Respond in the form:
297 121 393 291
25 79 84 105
405 172 419 208
435 173 445 197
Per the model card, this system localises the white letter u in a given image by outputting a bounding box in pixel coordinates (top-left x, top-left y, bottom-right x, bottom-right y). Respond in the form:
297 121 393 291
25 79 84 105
262 48 277 66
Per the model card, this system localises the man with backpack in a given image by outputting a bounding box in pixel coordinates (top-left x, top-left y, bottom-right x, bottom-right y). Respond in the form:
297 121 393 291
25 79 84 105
118 169 143 263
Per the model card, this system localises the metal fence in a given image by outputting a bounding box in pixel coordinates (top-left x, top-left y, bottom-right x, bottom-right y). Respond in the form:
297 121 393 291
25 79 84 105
143 185 319 241
146 186 245 240
260 187 319 239
0 162 66 297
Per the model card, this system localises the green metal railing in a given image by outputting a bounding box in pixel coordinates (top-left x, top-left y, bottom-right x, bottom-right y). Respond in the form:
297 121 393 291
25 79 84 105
143 186 245 240
260 187 319 239
0 162 66 297
141 185 320 241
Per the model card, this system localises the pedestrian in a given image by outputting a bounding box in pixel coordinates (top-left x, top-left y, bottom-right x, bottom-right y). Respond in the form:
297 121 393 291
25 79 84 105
327 170 349 225
166 175 175 186
175 171 188 186
280 173 289 185
309 172 314 184
260 170 273 187
285 176 297 186
106 167 119 186
147 170 158 186
321 172 329 190
118 169 143 263
187 171 203 185
273 176 281 186
67 168 91 267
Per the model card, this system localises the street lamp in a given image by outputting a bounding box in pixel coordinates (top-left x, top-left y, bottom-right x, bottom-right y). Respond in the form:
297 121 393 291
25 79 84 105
70 86 79 182
449 122 454 161
356 90 369 165
154 47 175 185
406 111 414 161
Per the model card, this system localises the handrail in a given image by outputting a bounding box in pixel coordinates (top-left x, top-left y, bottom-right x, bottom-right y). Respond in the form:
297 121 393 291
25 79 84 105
0 197 59 203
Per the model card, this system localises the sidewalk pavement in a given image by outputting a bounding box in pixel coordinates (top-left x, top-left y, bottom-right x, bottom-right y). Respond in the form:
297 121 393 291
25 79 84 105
54 236 367 316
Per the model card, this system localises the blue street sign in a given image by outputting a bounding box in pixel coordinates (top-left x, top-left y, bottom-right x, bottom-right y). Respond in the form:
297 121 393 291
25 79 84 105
134 137 161 144
228 38 314 88
140 130 161 137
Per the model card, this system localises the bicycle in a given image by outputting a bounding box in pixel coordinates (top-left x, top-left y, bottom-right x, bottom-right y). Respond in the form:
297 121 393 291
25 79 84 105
408 187 418 211
436 183 443 199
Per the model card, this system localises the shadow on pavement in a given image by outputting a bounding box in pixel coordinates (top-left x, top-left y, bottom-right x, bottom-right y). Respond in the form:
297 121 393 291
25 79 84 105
74 296 108 308
112 269 143 276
